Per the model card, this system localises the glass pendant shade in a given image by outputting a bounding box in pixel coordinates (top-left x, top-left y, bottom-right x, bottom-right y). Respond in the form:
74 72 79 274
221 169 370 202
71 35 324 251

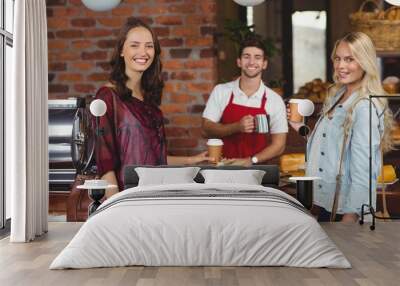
233 0 266 7
81 0 121 11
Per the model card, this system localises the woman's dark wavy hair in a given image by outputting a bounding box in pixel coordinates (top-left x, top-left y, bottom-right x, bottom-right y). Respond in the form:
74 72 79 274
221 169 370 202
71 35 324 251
109 17 164 106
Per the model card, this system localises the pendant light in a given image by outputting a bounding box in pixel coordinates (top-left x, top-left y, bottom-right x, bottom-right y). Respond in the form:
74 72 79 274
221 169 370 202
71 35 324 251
233 0 266 6
385 0 400 6
81 0 121 11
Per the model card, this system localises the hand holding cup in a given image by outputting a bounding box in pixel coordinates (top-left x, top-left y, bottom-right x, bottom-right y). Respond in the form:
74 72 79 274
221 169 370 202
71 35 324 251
288 99 304 123
189 151 211 165
287 99 315 132
239 115 255 133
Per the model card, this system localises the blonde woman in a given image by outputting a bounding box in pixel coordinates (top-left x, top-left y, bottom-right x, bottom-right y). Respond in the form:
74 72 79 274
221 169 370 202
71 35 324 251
290 32 394 223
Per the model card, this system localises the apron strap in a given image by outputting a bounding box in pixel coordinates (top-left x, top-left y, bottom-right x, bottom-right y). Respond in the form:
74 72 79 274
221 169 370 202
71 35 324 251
228 92 234 104
261 91 267 110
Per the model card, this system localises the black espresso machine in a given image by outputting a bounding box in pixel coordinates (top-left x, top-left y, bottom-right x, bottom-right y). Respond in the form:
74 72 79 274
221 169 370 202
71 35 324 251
48 98 95 190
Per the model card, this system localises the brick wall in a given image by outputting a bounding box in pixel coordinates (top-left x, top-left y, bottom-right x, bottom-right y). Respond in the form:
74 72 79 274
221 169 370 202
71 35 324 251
46 0 218 155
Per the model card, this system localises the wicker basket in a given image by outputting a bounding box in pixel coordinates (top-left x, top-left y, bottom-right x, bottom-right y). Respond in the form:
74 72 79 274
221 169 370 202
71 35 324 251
349 0 400 52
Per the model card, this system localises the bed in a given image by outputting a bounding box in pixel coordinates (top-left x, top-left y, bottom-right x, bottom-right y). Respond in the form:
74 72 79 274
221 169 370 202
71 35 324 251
50 165 350 269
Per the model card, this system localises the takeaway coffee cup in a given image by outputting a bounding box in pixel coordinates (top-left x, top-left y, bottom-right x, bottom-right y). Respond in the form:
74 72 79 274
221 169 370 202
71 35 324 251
289 99 303 123
207 139 223 163
254 114 269 133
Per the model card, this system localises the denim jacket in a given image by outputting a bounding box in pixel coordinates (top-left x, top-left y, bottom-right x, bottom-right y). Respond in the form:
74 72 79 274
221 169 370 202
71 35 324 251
306 88 384 214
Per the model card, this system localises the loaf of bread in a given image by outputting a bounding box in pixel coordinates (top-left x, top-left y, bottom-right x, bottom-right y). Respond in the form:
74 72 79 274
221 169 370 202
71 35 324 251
377 165 397 184
280 153 305 173
350 6 400 21
290 170 305 177
294 78 330 103
383 76 400 94
392 124 400 145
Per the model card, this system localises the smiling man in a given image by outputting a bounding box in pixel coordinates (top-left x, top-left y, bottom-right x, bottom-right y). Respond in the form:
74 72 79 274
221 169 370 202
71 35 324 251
202 37 288 166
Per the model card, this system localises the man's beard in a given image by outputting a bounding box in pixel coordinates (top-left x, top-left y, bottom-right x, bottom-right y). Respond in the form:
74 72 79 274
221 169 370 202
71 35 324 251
242 69 262 79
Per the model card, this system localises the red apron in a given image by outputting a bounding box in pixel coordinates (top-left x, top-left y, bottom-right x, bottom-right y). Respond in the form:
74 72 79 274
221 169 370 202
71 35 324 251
221 92 269 158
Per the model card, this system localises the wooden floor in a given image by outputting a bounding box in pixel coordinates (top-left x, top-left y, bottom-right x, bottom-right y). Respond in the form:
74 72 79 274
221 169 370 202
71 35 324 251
1 222 400 286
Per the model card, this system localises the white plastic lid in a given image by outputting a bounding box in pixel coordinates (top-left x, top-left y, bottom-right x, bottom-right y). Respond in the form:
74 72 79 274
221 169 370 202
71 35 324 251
85 179 108 187
289 176 321 181
289 99 303 104
207 139 223 146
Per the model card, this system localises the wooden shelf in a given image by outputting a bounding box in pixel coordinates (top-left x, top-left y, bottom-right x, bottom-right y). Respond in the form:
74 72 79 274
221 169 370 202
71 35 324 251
377 51 400 57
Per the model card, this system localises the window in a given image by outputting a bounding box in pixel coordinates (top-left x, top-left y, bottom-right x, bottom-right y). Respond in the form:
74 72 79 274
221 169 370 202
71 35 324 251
1 0 14 231
5 0 13 33
292 11 327 93
246 6 254 28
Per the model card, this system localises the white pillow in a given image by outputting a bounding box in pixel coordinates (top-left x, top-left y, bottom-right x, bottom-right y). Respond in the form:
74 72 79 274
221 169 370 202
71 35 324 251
200 169 266 185
135 167 201 186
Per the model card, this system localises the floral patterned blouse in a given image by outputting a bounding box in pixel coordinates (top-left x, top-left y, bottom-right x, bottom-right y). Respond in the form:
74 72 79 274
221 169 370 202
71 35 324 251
94 86 167 190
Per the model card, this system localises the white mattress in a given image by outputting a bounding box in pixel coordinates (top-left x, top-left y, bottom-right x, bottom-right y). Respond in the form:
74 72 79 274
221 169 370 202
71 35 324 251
50 183 351 269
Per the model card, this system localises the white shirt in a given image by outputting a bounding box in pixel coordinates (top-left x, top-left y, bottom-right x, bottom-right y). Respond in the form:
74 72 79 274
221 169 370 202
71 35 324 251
202 78 288 134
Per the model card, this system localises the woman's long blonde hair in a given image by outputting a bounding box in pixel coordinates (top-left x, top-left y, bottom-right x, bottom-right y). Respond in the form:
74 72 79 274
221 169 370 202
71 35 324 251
323 32 394 153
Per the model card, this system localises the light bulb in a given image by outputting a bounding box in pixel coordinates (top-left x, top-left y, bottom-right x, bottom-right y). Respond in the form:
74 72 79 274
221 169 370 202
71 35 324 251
90 99 107 117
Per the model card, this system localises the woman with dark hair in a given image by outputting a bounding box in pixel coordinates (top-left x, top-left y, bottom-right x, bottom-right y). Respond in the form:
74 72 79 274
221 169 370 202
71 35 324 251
95 18 208 197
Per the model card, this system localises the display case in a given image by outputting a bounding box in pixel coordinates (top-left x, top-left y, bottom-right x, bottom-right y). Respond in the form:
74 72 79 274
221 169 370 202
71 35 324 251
376 95 400 214
361 95 400 230
378 51 400 92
